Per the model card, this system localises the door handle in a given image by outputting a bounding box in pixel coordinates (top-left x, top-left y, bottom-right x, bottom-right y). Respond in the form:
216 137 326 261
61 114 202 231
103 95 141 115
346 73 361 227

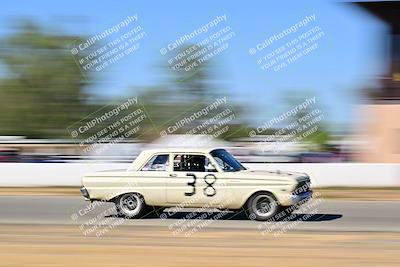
169 174 177 177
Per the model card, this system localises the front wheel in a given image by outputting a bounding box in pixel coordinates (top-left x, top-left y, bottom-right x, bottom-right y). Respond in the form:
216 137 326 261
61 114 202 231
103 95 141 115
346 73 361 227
246 192 279 221
115 193 146 218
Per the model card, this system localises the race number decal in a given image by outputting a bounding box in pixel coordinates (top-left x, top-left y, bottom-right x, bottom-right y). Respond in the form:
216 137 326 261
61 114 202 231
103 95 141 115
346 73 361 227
203 174 217 197
184 173 196 196
184 173 217 197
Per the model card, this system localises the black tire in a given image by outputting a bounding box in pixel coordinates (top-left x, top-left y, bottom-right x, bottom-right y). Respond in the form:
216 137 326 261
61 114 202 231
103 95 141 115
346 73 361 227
115 193 147 219
246 192 280 221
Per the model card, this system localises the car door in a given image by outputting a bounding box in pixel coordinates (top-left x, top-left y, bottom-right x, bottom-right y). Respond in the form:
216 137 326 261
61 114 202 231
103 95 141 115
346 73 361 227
133 153 169 205
166 153 227 207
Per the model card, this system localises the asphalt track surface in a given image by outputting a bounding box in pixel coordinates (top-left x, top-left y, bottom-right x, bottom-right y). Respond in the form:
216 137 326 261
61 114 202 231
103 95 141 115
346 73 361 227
0 196 399 232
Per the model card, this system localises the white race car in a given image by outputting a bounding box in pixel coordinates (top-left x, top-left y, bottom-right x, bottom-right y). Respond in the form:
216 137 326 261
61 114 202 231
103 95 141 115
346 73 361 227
80 148 312 221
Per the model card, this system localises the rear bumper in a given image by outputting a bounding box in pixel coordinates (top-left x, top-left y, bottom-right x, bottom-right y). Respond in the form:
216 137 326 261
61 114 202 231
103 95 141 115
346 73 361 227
80 186 90 201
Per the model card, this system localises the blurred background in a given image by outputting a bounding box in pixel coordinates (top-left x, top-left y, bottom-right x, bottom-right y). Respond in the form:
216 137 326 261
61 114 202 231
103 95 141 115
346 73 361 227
0 3 399 267
0 0 399 164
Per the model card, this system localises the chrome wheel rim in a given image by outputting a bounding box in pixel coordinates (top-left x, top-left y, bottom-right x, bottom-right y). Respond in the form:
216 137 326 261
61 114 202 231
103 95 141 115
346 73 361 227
120 194 141 216
252 195 277 217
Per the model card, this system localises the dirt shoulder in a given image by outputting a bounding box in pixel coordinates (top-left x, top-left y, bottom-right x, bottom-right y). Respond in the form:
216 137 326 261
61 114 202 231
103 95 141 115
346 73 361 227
0 186 80 196
314 187 400 201
0 224 399 267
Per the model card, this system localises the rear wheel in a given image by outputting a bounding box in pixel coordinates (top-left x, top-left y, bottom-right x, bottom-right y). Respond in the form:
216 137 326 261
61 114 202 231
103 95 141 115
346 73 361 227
246 192 279 221
115 193 146 218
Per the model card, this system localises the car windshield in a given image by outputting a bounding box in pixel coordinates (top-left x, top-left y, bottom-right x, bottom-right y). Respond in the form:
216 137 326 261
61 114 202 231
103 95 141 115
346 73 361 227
210 149 246 172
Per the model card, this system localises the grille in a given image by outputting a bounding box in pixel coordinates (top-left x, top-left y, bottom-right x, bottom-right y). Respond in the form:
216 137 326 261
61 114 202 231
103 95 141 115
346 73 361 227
293 180 311 195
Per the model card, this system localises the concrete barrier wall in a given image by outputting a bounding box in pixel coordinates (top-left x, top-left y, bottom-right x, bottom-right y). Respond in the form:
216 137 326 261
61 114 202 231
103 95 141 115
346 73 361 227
0 163 130 187
0 163 399 187
247 163 400 187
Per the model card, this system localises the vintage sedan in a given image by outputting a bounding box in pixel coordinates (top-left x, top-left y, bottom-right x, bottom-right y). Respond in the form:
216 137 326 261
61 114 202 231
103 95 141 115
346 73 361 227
80 148 312 221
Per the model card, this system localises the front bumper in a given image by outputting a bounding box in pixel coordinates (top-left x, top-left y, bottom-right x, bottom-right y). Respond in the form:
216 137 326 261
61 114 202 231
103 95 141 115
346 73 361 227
278 190 313 206
80 186 90 201
291 190 313 204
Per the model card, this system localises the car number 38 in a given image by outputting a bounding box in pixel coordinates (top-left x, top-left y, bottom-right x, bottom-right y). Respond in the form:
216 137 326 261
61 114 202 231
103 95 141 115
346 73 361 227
81 148 312 221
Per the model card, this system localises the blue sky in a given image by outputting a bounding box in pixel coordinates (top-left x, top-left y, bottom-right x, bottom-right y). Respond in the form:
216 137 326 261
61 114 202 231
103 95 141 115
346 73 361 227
0 0 388 128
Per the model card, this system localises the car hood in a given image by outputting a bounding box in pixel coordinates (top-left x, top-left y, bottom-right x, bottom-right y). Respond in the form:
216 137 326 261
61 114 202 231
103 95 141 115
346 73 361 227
231 169 309 182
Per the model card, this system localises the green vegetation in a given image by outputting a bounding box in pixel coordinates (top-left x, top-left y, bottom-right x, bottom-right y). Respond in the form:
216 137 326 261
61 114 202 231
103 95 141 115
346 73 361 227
0 22 332 149
0 22 95 138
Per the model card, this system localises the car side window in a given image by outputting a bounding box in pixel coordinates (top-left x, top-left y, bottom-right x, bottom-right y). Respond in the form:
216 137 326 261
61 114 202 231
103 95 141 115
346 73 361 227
141 154 169 171
173 154 207 172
